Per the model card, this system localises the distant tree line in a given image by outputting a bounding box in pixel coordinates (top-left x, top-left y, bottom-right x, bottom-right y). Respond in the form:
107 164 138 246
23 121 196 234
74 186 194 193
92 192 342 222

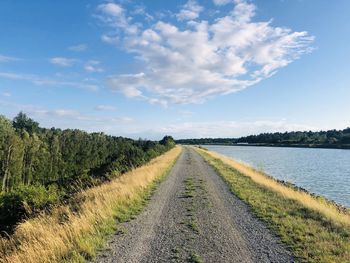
176 128 350 149
0 112 175 232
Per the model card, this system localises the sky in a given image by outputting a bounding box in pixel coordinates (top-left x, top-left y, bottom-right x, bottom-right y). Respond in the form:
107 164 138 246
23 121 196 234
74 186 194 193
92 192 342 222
0 0 349 140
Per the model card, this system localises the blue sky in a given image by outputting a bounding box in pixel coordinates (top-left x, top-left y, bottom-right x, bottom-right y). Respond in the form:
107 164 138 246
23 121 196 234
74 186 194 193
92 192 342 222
0 0 349 139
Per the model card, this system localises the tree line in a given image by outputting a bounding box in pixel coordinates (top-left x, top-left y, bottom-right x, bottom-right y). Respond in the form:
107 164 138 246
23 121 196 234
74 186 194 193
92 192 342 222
176 128 350 149
0 112 175 232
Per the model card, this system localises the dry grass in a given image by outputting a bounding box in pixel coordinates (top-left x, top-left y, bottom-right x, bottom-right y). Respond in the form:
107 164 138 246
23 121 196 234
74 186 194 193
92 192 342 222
0 146 182 263
195 147 350 262
196 147 350 228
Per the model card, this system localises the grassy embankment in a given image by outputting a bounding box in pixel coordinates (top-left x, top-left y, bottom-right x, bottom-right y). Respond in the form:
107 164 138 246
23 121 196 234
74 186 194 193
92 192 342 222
195 147 350 263
0 146 182 263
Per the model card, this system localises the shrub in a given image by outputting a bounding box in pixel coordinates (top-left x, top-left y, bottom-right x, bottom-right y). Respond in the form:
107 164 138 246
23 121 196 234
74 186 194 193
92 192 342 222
0 184 60 233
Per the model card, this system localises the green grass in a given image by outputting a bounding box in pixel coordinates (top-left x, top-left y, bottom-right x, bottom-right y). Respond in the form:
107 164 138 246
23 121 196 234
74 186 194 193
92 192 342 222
187 216 199 233
183 178 196 198
62 185 162 262
63 154 180 263
198 150 350 263
182 177 200 233
190 252 203 263
171 247 181 260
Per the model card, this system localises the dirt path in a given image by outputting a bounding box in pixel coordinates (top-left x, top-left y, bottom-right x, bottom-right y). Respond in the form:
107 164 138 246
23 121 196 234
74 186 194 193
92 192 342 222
95 147 293 263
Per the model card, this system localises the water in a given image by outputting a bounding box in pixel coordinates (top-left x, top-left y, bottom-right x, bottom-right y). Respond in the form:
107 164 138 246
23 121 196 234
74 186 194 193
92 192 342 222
204 145 350 207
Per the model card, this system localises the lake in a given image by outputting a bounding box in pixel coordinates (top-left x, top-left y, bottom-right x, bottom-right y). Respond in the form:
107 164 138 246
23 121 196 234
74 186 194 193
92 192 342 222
204 145 350 207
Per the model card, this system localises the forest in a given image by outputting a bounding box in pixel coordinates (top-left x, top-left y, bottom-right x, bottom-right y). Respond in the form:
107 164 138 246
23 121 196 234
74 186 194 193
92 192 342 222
0 112 175 232
176 128 350 149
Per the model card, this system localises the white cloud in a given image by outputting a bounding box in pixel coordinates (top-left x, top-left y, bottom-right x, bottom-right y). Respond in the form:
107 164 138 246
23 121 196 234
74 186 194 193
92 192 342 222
100 0 314 105
0 54 19 62
178 110 195 118
232 0 255 23
176 0 204 21
95 104 116 111
49 57 77 67
0 101 135 134
107 72 144 98
96 2 138 34
155 120 317 139
68 44 87 52
101 34 119 45
133 5 154 21
0 71 99 91
98 2 124 17
1 92 11 97
0 99 330 140
27 108 134 133
84 60 104 73
147 98 168 107
213 0 233 5
34 109 82 119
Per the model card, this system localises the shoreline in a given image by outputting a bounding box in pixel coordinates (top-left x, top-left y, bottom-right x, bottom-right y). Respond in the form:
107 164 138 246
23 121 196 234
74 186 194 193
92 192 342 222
195 146 350 262
180 143 350 150
197 145 350 210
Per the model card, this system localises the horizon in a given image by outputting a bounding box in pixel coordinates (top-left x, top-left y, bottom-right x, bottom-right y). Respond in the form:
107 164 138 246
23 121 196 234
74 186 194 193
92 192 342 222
3 111 350 141
1 0 349 140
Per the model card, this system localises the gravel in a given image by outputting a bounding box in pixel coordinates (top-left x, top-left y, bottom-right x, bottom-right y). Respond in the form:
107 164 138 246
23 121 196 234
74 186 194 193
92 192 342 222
95 147 294 263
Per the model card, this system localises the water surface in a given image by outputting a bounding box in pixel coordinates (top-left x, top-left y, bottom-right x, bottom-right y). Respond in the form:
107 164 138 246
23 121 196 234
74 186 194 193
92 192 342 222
204 145 350 207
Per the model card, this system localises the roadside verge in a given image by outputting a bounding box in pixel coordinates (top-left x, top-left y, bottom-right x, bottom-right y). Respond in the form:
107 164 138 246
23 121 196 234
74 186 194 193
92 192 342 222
0 146 182 263
195 147 350 263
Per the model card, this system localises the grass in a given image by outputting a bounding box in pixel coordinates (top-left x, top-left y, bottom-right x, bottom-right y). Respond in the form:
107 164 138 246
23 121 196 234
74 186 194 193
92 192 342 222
171 247 181 260
183 178 196 198
190 252 203 263
0 146 182 263
187 217 199 233
195 147 350 263
182 177 200 234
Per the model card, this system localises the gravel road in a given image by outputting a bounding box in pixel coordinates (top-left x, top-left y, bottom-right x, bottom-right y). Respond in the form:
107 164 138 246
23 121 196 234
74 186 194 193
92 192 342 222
95 147 293 263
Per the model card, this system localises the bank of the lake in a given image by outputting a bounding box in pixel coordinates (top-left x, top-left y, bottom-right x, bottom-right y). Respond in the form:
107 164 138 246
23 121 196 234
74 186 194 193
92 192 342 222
199 143 350 150
203 145 350 208
195 147 350 263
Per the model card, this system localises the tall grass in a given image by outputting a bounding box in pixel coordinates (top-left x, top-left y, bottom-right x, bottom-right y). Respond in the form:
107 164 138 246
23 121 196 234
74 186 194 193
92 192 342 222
195 147 350 262
0 146 181 263
196 147 350 228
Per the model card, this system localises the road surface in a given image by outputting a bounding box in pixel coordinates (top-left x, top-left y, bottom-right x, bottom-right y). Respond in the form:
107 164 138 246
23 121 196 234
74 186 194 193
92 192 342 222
95 147 293 263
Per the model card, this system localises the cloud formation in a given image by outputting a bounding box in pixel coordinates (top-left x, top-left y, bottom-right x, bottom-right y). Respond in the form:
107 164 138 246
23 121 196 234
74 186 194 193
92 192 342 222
50 57 77 67
176 0 204 21
0 72 99 91
96 2 138 34
154 120 317 139
84 60 104 73
97 0 314 105
0 54 19 62
0 100 134 135
28 108 134 133
213 0 233 5
95 104 116 111
68 44 87 52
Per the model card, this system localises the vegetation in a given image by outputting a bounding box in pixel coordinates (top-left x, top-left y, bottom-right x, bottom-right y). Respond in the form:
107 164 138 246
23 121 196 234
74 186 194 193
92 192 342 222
190 252 203 263
0 146 181 263
196 147 350 263
177 128 350 149
0 112 175 233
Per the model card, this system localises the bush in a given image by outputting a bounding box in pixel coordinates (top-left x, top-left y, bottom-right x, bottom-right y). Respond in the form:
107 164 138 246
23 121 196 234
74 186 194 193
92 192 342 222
0 184 60 233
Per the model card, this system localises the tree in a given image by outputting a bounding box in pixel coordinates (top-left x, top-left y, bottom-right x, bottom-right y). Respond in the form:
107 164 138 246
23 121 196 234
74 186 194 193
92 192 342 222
0 116 23 191
160 136 175 148
13 112 40 134
21 131 41 185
